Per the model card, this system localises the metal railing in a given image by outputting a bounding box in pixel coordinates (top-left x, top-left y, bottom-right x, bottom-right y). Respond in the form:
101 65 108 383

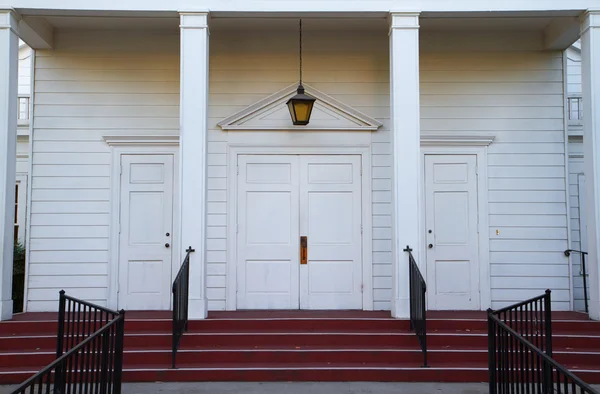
172 246 194 369
565 249 589 314
12 294 125 394
492 289 552 357
57 290 120 358
405 245 427 367
488 311 597 394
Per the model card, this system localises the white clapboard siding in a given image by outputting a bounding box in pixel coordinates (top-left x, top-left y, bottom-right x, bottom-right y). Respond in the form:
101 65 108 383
28 27 570 312
568 137 588 311
27 30 179 311
206 28 392 311
421 51 569 311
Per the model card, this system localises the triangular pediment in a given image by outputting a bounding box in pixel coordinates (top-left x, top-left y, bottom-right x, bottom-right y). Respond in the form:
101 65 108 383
218 83 382 131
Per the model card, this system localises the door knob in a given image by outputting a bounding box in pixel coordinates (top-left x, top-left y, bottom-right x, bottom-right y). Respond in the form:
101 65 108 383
428 229 432 234
165 243 170 248
166 232 170 237
428 243 433 249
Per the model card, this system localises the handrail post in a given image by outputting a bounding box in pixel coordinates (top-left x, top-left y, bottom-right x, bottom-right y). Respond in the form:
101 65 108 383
544 289 552 357
113 311 125 394
582 252 589 314
172 280 178 369
56 290 66 358
487 308 497 394
100 329 110 394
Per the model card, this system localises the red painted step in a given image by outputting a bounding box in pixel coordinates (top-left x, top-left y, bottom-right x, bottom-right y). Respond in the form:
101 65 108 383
1 310 599 385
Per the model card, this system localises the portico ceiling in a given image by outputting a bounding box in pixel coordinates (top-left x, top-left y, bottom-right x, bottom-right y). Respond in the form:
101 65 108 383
17 12 581 50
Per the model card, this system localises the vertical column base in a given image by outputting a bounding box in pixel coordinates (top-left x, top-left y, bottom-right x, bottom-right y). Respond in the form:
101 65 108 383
392 297 410 319
589 302 600 321
0 299 13 321
188 298 207 320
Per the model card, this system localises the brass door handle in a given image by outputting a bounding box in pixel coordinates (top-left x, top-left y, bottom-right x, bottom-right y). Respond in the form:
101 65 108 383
300 236 307 265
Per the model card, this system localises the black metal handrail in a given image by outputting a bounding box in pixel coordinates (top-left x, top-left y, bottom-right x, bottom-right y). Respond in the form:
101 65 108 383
172 246 194 369
492 289 552 357
405 245 427 367
488 312 597 394
13 307 125 394
57 290 120 358
565 249 589 314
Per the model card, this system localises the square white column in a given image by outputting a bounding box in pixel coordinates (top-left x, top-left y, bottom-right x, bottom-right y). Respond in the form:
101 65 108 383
179 12 209 319
389 12 422 318
582 10 600 320
0 10 19 321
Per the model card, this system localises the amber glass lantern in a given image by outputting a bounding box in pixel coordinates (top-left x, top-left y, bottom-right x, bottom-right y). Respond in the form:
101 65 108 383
286 84 315 126
287 20 316 126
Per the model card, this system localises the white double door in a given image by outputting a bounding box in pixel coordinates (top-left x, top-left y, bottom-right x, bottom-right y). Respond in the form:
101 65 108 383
118 154 174 310
237 155 363 310
425 154 480 310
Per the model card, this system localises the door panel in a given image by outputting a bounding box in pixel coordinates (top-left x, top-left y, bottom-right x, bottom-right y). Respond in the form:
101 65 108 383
118 154 174 310
237 155 300 309
300 156 363 310
236 154 363 310
425 154 480 310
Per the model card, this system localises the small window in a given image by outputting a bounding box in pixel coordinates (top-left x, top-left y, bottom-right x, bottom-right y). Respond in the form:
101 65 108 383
18 96 30 121
568 97 583 121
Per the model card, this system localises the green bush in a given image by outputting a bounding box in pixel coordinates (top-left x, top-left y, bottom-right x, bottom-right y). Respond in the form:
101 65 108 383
13 240 25 313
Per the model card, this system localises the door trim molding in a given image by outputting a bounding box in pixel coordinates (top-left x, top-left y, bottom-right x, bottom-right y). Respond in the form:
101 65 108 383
226 146 373 311
108 145 180 310
420 146 491 310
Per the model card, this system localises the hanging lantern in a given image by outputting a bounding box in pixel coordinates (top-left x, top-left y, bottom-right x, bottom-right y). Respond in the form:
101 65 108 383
287 20 316 126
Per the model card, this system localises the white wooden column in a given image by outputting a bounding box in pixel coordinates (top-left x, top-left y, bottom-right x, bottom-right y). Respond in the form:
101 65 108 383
0 10 18 321
179 12 209 319
582 10 600 320
389 12 421 318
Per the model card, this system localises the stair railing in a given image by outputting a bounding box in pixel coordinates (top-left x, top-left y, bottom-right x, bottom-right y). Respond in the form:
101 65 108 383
488 294 597 394
172 246 194 369
405 245 427 367
13 292 125 394
57 290 121 358
492 289 552 357
565 249 589 313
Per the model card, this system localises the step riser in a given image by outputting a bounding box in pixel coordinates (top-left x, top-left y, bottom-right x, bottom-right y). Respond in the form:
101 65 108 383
5 334 600 353
5 350 599 370
3 369 600 386
2 319 596 337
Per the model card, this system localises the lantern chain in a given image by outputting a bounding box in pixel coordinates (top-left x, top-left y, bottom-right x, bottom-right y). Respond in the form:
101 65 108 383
299 19 303 85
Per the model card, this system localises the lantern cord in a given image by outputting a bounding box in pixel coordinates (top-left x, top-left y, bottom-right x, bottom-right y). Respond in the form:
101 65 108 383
299 19 303 85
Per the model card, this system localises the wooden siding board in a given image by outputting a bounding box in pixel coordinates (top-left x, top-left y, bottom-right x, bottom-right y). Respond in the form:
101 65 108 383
28 29 568 312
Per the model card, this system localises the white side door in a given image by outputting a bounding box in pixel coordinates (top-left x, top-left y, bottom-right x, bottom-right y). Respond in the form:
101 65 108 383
118 154 174 310
237 155 300 309
299 155 363 310
425 154 480 310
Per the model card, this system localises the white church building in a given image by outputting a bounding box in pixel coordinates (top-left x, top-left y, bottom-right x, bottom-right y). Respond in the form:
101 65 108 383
2 1 600 321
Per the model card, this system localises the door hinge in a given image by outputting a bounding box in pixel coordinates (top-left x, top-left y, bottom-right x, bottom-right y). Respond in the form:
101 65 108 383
360 164 363 176
236 223 239 234
361 283 364 293
117 282 120 294
119 164 122 175
361 224 363 234
118 222 121 234
237 165 239 175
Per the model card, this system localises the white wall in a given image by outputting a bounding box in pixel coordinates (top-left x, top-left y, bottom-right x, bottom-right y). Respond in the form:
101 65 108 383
16 43 32 245
207 26 393 310
27 30 179 310
27 26 570 311
566 44 588 311
421 51 570 310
